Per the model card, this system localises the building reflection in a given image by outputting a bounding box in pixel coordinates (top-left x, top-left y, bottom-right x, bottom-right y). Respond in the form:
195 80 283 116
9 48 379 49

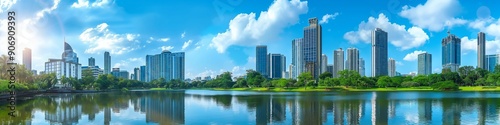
371 92 388 125
44 94 82 125
255 96 287 124
143 91 185 125
442 98 461 125
417 99 432 123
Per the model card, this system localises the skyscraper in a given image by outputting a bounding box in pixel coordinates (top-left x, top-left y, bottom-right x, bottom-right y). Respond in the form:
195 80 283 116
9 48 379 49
486 54 499 72
418 53 432 75
104 51 111 74
442 31 461 72
88 57 95 66
333 48 344 78
140 65 146 82
289 64 294 79
45 42 82 87
388 58 396 77
321 54 327 73
133 67 140 80
372 28 388 77
303 18 322 79
268 54 286 79
327 64 334 74
256 45 268 78
292 38 303 79
359 58 365 77
346 48 359 73
23 48 32 71
145 50 185 82
478 32 486 69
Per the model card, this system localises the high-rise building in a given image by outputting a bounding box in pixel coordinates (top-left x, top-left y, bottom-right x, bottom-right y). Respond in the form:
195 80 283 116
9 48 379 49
346 48 359 73
321 54 328 73
140 65 146 82
45 42 82 87
133 67 140 80
303 18 322 79
288 64 294 79
327 64 334 75
333 48 344 77
292 38 303 79
268 54 286 79
104 51 111 74
388 58 396 77
359 58 365 77
111 68 129 79
256 45 269 78
145 50 185 82
88 57 95 66
81 66 103 78
23 48 32 71
372 28 388 77
418 53 432 75
478 32 486 69
486 54 500 72
442 31 461 72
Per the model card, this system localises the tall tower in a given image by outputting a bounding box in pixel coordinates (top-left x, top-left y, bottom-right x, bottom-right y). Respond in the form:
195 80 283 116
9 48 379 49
292 38 303 79
88 57 95 66
418 52 432 75
268 54 286 79
388 58 396 77
256 45 268 78
23 48 32 71
478 32 486 69
346 48 359 73
333 48 344 78
442 31 461 72
359 58 365 77
321 54 328 73
104 51 111 74
372 28 388 77
303 17 322 79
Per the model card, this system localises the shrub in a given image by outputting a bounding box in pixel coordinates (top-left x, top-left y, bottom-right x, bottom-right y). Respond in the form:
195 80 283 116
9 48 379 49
431 81 459 91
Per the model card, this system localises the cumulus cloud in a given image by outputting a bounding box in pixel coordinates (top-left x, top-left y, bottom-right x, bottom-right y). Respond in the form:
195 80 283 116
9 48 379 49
71 0 112 8
182 40 193 51
319 12 339 24
343 13 429 50
210 0 308 53
79 23 140 55
468 18 500 39
159 38 170 42
160 46 174 51
461 36 500 55
0 0 17 13
403 50 426 61
399 0 467 31
181 32 186 38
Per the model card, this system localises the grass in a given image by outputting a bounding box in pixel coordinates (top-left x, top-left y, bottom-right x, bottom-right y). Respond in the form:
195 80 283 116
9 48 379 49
149 88 168 90
459 86 500 91
212 87 343 92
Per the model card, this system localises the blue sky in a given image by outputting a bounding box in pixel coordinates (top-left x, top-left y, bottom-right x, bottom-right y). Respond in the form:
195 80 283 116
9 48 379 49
1 0 499 78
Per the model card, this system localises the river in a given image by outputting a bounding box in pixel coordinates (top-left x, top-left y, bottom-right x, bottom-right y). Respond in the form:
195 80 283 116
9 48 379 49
1 90 500 125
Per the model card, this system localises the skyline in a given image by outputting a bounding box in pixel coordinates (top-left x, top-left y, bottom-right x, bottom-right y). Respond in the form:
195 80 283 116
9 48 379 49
1 0 500 79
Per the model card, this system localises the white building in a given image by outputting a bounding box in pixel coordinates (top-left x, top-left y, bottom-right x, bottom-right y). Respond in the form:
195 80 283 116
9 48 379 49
44 42 82 88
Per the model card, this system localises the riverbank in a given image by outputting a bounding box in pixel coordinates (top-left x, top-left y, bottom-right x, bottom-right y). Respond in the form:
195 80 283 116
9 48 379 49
148 86 500 92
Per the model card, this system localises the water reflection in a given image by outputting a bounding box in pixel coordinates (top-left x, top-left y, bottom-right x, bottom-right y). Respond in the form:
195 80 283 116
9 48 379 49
2 91 500 124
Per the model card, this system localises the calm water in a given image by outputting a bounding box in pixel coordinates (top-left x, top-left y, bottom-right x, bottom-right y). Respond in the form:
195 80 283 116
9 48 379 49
2 90 500 125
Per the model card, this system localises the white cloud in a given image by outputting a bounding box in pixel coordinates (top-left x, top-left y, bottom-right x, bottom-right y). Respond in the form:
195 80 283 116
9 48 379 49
469 18 500 39
182 40 193 51
343 13 429 50
181 32 186 38
0 0 16 13
396 61 403 66
403 50 426 61
71 0 112 8
399 0 467 31
319 12 339 24
159 38 170 42
160 46 174 51
79 23 140 55
210 0 308 53
461 36 500 55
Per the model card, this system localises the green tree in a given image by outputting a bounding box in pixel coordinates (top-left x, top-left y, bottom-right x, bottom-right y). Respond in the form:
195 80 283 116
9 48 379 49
298 72 313 90
82 69 95 89
338 70 361 88
475 78 487 86
235 77 247 88
431 81 459 91
494 65 500 73
319 72 333 80
377 76 392 88
413 75 430 86
245 70 265 87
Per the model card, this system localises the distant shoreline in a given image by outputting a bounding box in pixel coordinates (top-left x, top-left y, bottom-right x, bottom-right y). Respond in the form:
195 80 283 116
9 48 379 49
147 86 500 92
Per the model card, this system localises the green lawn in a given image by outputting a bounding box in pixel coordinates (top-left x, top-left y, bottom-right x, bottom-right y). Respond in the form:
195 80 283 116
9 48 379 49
149 88 168 90
459 86 500 91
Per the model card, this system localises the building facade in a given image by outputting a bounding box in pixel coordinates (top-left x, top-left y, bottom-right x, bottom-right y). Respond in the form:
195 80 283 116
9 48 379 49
359 58 365 77
81 66 103 78
111 68 129 79
486 54 500 72
133 67 140 81
372 28 388 77
321 54 327 73
303 18 322 79
88 57 95 66
104 51 111 74
333 48 344 78
256 45 269 78
145 50 185 82
418 53 432 75
269 54 286 79
23 48 32 71
442 31 461 72
327 64 334 75
346 48 359 73
44 42 82 87
478 32 486 69
292 38 303 79
140 65 146 82
388 58 396 77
